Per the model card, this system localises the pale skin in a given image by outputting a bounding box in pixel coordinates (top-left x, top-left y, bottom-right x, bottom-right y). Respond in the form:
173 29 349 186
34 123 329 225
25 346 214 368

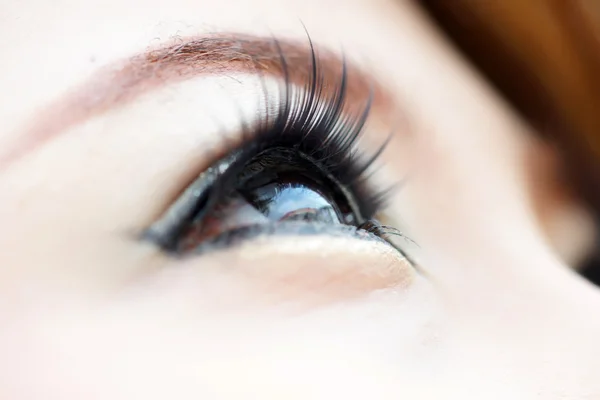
1 0 599 398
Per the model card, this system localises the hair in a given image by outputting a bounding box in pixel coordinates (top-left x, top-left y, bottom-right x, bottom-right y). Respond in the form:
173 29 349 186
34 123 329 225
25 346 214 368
419 0 600 214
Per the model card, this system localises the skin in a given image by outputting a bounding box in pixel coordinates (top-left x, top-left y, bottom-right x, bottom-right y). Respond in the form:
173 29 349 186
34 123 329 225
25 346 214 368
0 0 599 398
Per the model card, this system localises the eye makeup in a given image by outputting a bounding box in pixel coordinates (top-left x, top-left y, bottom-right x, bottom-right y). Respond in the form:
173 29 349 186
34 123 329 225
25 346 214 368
144 37 410 259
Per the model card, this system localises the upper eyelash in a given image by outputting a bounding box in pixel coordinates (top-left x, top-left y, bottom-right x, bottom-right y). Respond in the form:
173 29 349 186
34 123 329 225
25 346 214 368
241 36 395 222
144 35 397 251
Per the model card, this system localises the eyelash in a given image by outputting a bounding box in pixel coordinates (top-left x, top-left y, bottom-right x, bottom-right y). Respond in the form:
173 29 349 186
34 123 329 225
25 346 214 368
144 38 406 256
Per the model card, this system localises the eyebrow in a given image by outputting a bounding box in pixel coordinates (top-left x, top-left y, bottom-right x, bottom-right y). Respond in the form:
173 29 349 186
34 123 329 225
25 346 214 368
2 33 392 169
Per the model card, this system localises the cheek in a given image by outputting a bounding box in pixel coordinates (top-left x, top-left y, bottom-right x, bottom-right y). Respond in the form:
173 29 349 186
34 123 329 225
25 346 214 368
0 259 445 400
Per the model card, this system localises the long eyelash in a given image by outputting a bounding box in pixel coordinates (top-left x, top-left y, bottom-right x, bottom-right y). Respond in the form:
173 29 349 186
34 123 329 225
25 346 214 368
237 35 394 223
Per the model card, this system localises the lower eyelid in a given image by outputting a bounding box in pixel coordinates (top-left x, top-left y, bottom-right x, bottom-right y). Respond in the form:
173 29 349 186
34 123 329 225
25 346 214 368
185 221 394 256
163 232 415 307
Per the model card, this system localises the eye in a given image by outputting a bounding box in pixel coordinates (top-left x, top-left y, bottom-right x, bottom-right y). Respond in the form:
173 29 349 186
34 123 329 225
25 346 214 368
144 46 409 258
173 147 369 252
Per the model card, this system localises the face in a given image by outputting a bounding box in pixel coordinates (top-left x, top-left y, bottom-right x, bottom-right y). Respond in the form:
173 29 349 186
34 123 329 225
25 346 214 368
1 0 599 398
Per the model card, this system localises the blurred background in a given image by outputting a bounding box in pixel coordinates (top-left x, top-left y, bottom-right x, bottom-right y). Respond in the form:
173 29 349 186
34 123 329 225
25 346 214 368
419 0 600 284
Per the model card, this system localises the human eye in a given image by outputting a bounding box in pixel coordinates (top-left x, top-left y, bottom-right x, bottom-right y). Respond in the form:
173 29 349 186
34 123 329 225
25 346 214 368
143 39 412 260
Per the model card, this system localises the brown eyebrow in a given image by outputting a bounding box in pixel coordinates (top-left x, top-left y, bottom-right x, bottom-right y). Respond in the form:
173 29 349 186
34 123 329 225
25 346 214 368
2 33 392 169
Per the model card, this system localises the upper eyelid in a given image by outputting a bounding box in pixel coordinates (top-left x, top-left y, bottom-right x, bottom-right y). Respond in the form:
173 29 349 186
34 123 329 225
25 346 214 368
143 45 412 258
3 32 396 171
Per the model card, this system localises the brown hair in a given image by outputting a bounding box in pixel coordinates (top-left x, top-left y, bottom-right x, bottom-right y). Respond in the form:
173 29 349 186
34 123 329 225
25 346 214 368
420 0 600 215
